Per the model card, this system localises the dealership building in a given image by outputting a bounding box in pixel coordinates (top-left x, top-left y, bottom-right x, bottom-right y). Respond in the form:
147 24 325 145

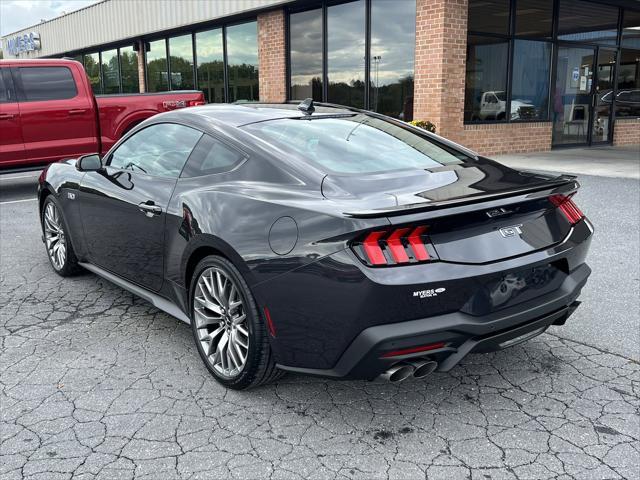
2 0 639 155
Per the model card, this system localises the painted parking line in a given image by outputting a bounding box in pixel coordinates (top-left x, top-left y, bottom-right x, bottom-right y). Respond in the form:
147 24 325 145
0 198 37 205
0 175 40 181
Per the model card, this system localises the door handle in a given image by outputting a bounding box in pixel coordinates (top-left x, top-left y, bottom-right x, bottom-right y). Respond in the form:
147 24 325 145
138 202 162 217
0 113 15 120
69 109 87 115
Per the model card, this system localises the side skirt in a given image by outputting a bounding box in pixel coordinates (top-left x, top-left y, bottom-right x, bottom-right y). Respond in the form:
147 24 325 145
79 262 191 324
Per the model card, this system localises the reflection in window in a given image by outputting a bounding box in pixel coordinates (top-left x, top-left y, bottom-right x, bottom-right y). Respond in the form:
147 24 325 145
468 0 510 35
290 9 323 101
622 9 640 49
464 36 509 122
120 46 139 93
511 41 551 120
146 39 168 92
616 48 640 118
515 0 553 38
227 22 259 102
558 0 619 45
327 0 365 108
169 34 194 90
110 123 202 178
196 29 225 103
84 52 101 94
101 49 120 94
370 0 415 120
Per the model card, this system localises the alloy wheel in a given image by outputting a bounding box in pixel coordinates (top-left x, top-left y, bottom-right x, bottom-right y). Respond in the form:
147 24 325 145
44 202 67 270
194 267 249 378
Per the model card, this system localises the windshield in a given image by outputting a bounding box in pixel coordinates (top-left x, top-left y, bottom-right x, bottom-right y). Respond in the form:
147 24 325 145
242 114 470 174
495 91 506 101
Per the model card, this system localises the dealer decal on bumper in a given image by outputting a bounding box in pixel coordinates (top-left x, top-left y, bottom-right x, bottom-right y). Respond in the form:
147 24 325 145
413 287 446 299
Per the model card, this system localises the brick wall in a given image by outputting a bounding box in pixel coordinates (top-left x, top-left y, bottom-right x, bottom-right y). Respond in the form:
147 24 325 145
462 122 553 156
413 0 468 142
613 118 640 146
257 10 286 103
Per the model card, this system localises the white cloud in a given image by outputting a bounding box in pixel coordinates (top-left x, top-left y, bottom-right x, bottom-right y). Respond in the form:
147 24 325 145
1 0 98 36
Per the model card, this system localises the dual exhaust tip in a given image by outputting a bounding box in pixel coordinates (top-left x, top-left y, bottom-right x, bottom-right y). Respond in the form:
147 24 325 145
379 358 438 383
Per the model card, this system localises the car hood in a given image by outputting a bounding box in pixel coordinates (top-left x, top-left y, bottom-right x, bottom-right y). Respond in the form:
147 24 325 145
321 158 568 212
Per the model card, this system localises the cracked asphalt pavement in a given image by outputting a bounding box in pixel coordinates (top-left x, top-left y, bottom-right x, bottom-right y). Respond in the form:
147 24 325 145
1 173 638 479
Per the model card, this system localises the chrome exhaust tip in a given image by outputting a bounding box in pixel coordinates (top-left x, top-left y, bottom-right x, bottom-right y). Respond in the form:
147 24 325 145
378 363 415 383
409 359 438 379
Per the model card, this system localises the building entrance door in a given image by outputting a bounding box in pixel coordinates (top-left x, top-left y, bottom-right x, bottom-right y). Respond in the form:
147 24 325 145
552 45 616 147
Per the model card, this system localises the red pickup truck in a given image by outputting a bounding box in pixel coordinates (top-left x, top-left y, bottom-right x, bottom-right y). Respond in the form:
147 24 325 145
0 58 205 171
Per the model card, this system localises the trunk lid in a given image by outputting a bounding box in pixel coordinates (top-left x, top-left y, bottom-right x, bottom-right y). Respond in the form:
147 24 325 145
327 160 580 265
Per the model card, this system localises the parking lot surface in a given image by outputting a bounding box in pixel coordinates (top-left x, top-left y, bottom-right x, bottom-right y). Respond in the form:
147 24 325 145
1 173 639 479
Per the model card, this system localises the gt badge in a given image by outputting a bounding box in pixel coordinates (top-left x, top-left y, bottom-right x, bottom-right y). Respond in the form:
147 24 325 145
499 224 522 237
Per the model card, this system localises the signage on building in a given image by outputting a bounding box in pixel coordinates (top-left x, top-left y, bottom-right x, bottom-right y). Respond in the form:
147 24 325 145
6 32 41 56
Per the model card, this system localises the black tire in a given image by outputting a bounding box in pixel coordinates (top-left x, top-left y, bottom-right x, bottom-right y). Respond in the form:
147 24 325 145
189 255 283 390
41 196 83 277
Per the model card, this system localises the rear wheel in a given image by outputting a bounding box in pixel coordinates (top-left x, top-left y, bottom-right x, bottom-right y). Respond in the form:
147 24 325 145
42 197 82 277
190 255 283 389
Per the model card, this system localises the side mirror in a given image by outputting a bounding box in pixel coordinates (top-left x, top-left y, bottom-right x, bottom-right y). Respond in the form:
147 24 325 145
76 154 102 172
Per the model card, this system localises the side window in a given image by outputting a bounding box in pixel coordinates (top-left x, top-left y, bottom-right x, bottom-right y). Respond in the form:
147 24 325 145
18 67 77 101
0 69 9 103
181 135 245 178
109 123 202 178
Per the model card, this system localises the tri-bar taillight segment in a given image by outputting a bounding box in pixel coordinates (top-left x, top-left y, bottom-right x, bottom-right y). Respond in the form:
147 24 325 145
550 194 584 225
353 226 437 266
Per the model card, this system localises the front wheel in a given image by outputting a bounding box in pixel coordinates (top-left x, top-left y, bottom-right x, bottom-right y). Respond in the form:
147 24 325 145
190 255 283 390
42 196 82 277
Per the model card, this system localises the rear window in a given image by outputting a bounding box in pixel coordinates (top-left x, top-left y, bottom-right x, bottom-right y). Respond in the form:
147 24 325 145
19 67 77 101
242 114 469 174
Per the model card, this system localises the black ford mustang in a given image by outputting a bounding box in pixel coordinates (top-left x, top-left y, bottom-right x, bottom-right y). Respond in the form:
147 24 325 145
38 101 593 390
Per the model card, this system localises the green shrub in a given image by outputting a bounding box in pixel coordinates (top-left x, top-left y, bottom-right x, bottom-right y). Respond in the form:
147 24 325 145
409 120 436 133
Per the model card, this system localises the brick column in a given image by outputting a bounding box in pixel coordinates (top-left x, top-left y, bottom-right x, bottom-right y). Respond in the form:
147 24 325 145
136 40 146 93
413 0 468 142
257 10 287 103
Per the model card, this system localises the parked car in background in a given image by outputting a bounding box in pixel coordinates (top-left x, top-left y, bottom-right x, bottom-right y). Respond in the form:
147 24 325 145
0 58 205 171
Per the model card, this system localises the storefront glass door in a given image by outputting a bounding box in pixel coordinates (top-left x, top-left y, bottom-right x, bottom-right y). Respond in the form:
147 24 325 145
552 45 616 147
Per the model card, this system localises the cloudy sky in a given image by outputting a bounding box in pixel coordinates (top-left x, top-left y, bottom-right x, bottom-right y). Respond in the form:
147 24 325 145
1 0 97 36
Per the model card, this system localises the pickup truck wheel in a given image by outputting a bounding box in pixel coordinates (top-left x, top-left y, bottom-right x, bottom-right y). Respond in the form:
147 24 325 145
42 197 82 277
190 255 284 390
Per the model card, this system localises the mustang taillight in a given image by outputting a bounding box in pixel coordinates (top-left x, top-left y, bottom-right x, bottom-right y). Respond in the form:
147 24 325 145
550 194 584 225
353 226 437 266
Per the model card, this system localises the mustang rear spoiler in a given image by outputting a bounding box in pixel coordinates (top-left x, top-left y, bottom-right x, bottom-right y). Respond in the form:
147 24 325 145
343 176 579 219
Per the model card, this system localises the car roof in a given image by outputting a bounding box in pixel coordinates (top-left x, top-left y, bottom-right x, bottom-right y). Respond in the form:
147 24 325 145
164 103 356 129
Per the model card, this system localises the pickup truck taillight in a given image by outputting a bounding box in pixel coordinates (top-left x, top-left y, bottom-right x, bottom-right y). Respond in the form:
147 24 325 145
351 226 438 267
188 100 206 107
550 194 584 225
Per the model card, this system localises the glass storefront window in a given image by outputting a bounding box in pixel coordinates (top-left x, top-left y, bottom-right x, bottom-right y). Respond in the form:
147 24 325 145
616 48 640 118
84 53 101 94
511 40 551 121
226 21 259 102
289 9 323 101
196 29 225 103
369 0 415 120
146 39 168 92
120 46 139 93
468 0 510 35
169 34 194 90
622 9 640 49
515 0 553 38
101 49 120 94
464 36 509 122
327 0 365 108
558 0 619 45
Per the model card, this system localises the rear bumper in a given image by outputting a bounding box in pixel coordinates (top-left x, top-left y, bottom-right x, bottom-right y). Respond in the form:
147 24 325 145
276 262 590 380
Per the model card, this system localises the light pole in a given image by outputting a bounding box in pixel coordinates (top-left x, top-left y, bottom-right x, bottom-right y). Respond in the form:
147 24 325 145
372 55 381 112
